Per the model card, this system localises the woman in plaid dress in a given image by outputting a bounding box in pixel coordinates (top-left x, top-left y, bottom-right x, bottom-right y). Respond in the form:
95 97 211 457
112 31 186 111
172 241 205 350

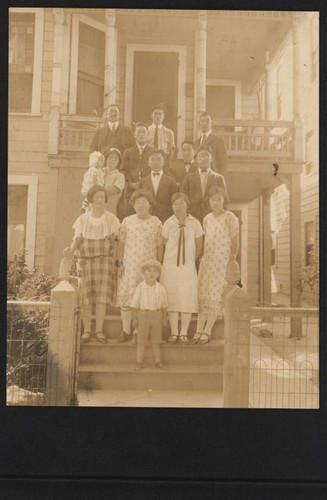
64 185 120 344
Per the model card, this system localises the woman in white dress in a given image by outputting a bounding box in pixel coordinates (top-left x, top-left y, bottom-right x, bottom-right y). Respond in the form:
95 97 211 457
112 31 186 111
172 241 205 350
116 189 163 343
161 192 203 344
194 186 239 344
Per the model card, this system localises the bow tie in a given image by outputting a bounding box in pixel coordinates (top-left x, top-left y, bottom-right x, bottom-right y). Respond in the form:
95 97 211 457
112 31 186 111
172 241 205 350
200 169 208 174
184 162 193 166
152 172 161 176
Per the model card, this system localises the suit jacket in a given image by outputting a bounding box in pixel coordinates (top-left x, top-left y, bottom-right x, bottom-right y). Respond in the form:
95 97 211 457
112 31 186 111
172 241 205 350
121 144 152 200
90 124 135 154
168 159 198 186
194 132 228 177
181 169 229 223
138 173 179 223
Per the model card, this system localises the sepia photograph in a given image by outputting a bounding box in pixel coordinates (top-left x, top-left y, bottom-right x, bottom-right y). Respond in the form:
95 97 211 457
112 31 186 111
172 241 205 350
7 8 319 409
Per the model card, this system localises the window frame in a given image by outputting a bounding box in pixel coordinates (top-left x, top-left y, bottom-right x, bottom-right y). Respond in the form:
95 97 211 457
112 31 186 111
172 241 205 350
8 175 38 271
8 7 44 115
304 130 314 177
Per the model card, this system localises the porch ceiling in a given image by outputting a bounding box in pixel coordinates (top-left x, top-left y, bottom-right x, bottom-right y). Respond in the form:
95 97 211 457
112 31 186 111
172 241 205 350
206 14 292 82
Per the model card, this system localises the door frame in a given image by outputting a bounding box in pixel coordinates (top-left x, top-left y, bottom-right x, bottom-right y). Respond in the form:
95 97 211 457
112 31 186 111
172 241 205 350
69 14 107 115
124 43 186 155
228 202 248 292
206 79 242 119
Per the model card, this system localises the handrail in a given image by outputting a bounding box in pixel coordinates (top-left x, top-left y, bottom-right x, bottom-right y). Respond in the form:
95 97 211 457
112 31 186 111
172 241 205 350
7 300 50 310
251 306 319 318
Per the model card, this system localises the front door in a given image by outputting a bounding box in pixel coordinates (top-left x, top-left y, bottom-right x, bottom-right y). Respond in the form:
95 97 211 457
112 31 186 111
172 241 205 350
132 51 179 141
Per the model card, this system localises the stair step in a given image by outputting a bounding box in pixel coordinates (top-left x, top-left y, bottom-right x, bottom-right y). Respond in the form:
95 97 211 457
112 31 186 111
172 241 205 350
78 363 223 392
78 389 224 407
87 315 225 340
80 339 224 365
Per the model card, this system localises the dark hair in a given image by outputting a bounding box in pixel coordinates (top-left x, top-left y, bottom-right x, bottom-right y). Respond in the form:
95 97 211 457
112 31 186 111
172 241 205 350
195 145 213 157
207 185 226 200
181 140 195 149
129 189 154 207
148 148 165 160
171 192 190 208
102 147 122 168
151 103 165 113
199 111 212 120
134 121 148 131
87 185 108 203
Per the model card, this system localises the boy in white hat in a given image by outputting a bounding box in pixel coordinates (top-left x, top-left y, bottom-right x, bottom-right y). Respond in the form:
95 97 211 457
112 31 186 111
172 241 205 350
80 151 105 213
131 259 168 371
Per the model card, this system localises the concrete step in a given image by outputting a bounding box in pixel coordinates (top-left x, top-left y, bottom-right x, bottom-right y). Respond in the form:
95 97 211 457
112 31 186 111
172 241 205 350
78 389 224 407
78 363 223 392
87 315 225 340
79 339 224 366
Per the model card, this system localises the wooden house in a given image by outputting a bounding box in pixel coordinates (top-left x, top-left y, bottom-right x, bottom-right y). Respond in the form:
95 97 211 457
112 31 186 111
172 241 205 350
8 8 318 309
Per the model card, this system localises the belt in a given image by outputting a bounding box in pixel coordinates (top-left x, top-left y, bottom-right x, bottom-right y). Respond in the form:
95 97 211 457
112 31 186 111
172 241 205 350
140 309 160 312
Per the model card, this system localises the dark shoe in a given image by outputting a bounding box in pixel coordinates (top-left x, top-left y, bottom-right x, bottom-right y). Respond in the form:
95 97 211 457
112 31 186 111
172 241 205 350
154 362 167 370
96 331 108 344
134 362 143 371
81 332 91 344
116 332 131 343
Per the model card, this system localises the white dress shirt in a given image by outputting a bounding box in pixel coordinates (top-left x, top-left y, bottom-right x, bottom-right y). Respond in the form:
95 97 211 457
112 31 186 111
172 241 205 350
108 121 119 132
198 167 211 195
151 170 163 195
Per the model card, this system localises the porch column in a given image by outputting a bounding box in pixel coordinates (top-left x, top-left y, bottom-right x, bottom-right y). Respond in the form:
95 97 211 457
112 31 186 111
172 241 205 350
104 9 117 111
264 55 274 120
194 10 207 137
290 13 307 336
262 188 273 307
48 8 65 154
289 173 302 338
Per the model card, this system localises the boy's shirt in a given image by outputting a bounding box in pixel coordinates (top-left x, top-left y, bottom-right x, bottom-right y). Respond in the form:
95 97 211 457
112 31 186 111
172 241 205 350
131 280 168 310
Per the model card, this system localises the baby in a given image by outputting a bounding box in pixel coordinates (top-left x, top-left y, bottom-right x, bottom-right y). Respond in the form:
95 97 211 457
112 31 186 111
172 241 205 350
131 259 168 371
80 151 105 213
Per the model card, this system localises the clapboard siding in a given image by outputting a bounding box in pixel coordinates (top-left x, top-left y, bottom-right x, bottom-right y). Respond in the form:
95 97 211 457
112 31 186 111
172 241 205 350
8 8 54 273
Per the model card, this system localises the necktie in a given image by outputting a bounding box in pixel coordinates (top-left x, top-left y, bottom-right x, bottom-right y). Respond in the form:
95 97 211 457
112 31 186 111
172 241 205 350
201 171 207 194
154 126 159 148
177 223 186 267
111 124 116 133
201 133 206 145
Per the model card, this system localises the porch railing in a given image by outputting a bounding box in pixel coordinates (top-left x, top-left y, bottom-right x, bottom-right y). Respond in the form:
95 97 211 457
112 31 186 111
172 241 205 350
58 115 295 159
212 119 294 159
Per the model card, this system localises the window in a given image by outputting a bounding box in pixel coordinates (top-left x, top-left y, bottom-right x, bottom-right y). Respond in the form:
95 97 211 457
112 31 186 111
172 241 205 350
8 8 44 114
8 185 28 258
8 176 38 271
9 12 35 112
305 221 315 266
305 131 314 175
76 22 105 115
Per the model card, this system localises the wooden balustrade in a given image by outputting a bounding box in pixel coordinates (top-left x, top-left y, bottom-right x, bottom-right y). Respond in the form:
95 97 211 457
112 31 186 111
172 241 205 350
212 119 294 159
58 115 295 159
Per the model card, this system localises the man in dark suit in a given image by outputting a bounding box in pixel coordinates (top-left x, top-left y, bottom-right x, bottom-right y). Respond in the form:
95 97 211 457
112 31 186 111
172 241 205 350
181 145 228 224
89 104 135 155
121 122 152 215
168 140 198 188
138 149 179 223
194 111 228 177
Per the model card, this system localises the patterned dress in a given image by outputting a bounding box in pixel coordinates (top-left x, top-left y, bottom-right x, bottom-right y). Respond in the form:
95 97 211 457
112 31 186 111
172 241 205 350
117 214 162 307
73 211 120 307
198 211 239 316
160 214 204 313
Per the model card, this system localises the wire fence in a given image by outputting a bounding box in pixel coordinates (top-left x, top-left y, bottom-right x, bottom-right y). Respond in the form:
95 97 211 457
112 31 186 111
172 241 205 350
7 301 51 406
249 307 319 409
